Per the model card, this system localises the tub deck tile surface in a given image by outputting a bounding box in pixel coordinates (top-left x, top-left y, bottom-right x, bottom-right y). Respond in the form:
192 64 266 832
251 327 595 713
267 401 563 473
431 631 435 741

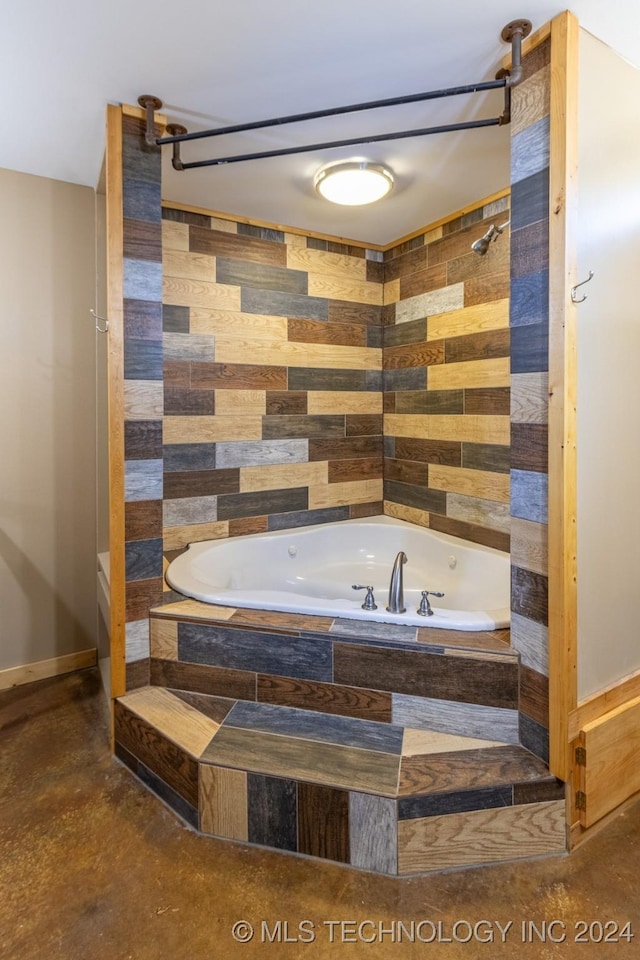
114 683 564 876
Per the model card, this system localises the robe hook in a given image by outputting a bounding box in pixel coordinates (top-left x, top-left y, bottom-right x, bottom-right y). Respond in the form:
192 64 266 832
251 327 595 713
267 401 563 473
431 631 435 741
90 309 109 333
571 270 594 304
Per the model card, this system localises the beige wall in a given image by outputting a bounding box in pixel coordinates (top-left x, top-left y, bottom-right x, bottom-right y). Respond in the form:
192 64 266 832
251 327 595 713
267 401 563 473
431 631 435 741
577 32 640 698
0 167 97 671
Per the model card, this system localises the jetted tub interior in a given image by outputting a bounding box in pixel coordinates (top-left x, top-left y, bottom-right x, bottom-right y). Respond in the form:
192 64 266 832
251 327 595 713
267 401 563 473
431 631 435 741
166 515 510 631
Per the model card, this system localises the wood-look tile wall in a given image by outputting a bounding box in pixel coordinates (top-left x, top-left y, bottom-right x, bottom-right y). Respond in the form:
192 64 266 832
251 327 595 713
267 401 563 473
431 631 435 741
122 114 164 673
509 39 551 763
161 213 384 552
381 199 511 552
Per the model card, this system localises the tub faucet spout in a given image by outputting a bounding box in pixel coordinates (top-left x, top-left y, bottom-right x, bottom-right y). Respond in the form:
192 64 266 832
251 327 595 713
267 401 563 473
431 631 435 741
386 551 407 613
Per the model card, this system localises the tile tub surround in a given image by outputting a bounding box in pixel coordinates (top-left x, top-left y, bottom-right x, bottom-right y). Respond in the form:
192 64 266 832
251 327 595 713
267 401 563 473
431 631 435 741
161 212 385 555
381 197 511 554
114 602 566 876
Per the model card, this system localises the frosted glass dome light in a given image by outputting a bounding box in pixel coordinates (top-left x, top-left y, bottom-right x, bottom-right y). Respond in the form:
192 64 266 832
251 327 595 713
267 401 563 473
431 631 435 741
314 161 394 205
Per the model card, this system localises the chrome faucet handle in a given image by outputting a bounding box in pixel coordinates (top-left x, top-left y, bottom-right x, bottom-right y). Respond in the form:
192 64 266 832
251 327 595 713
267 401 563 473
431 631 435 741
417 590 445 617
352 585 378 610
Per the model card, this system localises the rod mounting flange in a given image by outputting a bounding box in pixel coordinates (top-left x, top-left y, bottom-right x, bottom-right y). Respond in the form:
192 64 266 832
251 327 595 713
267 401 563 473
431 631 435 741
138 95 163 146
138 94 163 112
501 19 532 43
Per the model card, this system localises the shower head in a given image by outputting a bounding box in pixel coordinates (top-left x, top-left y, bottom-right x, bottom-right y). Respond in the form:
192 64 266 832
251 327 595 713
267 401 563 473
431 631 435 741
471 219 510 255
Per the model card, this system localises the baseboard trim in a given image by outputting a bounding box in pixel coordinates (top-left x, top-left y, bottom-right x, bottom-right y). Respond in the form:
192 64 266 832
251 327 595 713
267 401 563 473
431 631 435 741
0 649 97 691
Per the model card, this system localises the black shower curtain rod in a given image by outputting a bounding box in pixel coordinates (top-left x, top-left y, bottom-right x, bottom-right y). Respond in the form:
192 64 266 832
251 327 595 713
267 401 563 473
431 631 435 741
138 18 531 171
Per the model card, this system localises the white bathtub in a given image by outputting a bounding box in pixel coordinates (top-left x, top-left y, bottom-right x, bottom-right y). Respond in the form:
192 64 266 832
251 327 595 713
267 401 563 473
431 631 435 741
166 515 510 631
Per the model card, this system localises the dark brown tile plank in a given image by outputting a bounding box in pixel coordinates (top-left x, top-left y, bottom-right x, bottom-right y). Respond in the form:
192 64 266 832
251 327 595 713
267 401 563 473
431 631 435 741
191 362 286 390
327 301 381 326
265 391 308 415
464 387 511 416
511 422 548 473
394 437 461 466
395 389 463 415
257 674 392 722
163 469 240 499
513 777 564 805
333 643 518 709
164 387 215 416
463 273 510 307
150 657 257 700
520 664 550 728
445 328 510 364
383 244 428 283
169 690 236 724
189 225 287 266
247 774 297 851
163 360 190 387
384 341 444 370
123 218 162 261
114 701 199 807
309 436 381 461
328 457 382 482
125 659 150 691
287 318 367 347
384 458 429 486
429 215 508 267
511 566 548 625
125 500 163 542
350 500 383 518
446 236 510 285
298 782 350 862
398 745 550 797
229 516 269 537
345 415 383 437
126 578 164 622
429 514 510 553
399 263 448 300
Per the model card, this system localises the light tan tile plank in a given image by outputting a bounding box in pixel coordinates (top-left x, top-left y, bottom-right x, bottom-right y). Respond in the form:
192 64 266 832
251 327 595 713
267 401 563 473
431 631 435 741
214 390 266 416
163 416 262 444
309 479 383 510
286 247 367 280
199 765 248 840
162 276 240 311
240 461 328 493
428 465 510 503
397 800 566 874
152 599 237 621
307 391 383 415
307 274 383 305
215 337 381 370
428 357 510 391
210 217 237 233
511 517 548 576
163 521 230 551
384 414 510 445
383 502 430 527
383 279 400 305
163 249 216 282
189 309 288 340
162 220 189 252
120 687 220 758
402 728 506 756
149 619 178 660
427 299 510 341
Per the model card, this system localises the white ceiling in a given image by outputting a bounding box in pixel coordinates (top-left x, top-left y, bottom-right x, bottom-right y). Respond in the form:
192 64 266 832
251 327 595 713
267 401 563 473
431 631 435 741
3 1 639 244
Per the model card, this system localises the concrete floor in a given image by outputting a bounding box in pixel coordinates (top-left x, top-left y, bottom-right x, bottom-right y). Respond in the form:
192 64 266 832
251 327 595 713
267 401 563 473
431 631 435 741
1 670 638 959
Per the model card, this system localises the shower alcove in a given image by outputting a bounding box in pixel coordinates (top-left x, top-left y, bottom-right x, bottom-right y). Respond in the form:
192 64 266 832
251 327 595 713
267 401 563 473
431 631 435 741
102 12 640 875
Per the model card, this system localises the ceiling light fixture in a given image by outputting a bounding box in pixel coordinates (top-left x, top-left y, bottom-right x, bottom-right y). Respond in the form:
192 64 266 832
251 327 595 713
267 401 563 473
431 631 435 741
313 161 394 206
